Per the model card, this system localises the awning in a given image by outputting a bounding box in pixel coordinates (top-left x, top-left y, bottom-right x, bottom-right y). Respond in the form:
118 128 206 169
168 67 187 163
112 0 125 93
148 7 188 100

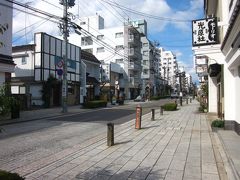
86 76 99 85
208 63 221 77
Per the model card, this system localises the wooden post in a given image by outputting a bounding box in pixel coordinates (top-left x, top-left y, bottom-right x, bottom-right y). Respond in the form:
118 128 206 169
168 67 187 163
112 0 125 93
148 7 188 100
107 123 114 146
160 106 163 115
186 98 188 104
151 109 155 121
135 105 142 129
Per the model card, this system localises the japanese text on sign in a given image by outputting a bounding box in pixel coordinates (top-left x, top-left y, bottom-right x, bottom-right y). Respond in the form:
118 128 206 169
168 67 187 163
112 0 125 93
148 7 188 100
192 17 218 46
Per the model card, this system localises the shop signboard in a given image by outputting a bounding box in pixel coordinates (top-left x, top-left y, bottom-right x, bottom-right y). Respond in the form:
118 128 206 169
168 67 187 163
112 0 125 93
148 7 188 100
192 17 218 46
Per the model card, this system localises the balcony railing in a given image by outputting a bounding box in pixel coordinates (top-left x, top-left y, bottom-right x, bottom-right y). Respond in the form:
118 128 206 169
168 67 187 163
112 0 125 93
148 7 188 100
129 77 140 86
128 48 138 57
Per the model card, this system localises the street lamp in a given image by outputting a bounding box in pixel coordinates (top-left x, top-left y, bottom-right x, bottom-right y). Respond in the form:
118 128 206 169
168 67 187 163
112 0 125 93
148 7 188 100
175 71 185 106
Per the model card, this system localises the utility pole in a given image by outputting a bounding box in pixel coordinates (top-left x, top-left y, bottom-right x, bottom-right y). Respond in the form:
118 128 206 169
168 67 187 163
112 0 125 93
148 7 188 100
62 0 68 113
59 0 75 113
179 73 183 106
176 71 185 106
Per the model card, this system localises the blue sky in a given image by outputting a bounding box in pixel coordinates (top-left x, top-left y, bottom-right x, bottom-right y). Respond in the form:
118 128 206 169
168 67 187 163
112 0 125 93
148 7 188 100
12 0 204 83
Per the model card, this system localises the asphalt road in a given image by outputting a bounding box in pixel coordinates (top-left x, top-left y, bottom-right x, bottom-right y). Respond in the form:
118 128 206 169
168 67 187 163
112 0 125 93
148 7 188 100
0 99 173 171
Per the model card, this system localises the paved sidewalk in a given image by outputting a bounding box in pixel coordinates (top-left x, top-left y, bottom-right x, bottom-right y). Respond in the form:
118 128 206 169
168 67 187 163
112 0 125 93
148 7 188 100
0 100 232 180
217 130 240 179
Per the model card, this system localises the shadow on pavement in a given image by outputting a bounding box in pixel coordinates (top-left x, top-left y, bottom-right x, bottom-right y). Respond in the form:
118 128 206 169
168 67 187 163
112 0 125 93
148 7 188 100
114 140 132 146
75 166 166 180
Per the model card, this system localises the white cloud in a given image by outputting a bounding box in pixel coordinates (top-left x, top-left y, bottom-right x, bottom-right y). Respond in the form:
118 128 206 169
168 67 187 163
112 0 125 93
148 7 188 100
174 50 183 58
12 0 204 44
170 0 203 31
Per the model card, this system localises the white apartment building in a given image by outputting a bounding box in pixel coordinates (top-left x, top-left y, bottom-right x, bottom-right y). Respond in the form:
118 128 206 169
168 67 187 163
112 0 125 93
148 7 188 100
160 49 178 89
0 1 15 86
71 15 142 99
141 37 156 98
129 19 162 97
185 73 193 94
193 0 240 134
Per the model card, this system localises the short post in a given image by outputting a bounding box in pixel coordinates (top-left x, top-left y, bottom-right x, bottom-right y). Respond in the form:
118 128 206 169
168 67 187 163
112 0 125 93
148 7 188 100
160 106 163 115
186 98 188 104
151 109 155 121
107 123 114 146
190 98 192 103
180 97 183 106
135 105 142 129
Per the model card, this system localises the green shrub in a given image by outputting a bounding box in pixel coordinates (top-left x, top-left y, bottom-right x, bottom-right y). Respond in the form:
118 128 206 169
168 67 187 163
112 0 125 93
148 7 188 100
0 169 24 180
150 96 169 100
0 85 19 117
211 119 224 128
150 96 161 100
199 103 207 112
83 100 107 108
162 103 177 111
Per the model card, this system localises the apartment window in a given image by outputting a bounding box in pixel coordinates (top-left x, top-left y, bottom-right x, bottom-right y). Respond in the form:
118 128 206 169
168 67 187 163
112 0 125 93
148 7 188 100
97 47 105 53
97 35 104 40
68 84 74 94
143 69 148 75
115 45 124 50
143 60 148 65
81 36 93 46
143 51 148 56
84 48 93 54
22 57 27 65
115 32 123 38
19 86 26 94
116 58 124 63
143 43 148 47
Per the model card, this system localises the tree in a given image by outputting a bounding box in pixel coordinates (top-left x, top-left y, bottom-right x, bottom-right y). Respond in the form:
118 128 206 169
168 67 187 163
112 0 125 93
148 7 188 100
42 75 58 108
0 84 14 116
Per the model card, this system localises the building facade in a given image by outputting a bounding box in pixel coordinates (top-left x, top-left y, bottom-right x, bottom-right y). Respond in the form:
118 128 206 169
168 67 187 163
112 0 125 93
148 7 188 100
70 15 142 99
193 0 240 134
160 49 178 90
11 32 100 108
0 1 15 86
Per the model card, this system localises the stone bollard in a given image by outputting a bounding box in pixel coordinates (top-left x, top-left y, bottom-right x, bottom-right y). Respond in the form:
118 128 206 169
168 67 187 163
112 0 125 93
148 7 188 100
180 97 183 106
151 109 155 121
135 105 142 129
160 106 163 115
186 98 188 104
107 123 114 146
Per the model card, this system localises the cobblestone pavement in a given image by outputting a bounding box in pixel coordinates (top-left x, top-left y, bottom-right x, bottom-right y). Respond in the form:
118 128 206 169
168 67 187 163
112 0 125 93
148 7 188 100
0 101 229 180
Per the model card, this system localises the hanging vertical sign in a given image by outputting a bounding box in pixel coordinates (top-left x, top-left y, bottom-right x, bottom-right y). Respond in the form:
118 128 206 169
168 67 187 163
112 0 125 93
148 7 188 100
0 1 12 57
192 17 218 46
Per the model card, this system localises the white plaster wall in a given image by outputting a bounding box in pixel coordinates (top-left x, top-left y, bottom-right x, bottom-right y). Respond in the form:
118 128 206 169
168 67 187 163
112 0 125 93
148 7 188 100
224 66 236 121
235 66 240 124
208 77 218 112
193 45 226 114
12 51 34 77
